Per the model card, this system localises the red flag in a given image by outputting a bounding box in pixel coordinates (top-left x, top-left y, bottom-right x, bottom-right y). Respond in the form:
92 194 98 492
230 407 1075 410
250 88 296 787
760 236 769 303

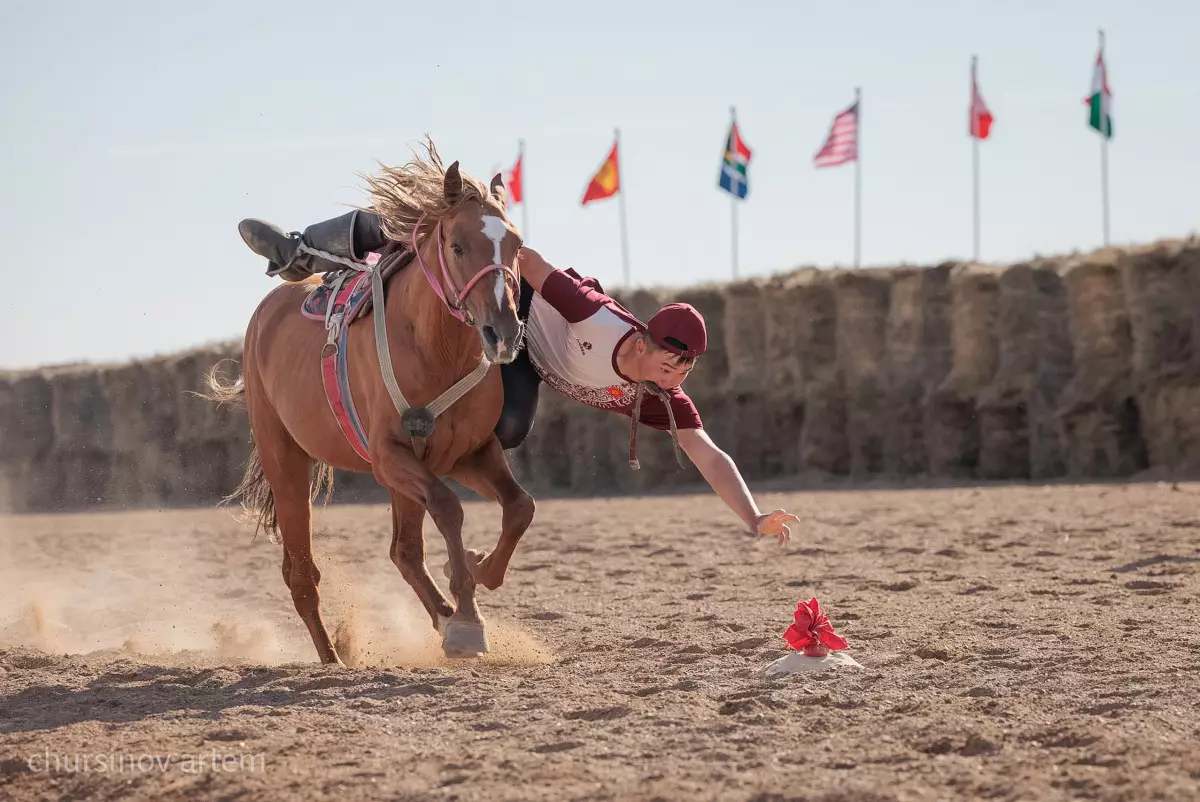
582 140 620 205
970 62 994 140
506 152 523 205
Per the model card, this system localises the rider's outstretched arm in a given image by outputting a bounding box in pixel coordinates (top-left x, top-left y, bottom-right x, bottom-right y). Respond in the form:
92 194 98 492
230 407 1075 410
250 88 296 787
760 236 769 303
676 428 797 547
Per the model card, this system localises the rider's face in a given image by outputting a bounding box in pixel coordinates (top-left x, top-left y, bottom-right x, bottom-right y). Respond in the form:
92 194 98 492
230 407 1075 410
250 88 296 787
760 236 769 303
633 339 694 389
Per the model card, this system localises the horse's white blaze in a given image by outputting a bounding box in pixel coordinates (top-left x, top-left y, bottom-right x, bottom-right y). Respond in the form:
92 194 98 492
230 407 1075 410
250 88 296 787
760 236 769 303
480 216 507 264
480 215 510 310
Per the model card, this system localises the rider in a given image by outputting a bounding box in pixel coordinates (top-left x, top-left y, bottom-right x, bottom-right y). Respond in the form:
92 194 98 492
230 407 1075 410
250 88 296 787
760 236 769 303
239 212 801 545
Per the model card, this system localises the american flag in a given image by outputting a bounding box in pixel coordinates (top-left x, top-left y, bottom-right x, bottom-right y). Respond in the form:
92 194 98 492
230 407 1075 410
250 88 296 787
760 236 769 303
813 102 859 168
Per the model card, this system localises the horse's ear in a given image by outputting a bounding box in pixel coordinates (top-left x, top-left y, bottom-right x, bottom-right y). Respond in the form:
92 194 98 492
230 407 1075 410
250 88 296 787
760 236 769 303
443 160 463 201
490 172 506 204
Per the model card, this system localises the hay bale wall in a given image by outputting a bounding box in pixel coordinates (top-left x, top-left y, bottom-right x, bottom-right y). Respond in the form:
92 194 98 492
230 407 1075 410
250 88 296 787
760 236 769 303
835 271 893 476
882 266 952 475
1119 241 1200 474
1058 252 1148 477
1028 265 1076 478
927 264 1002 477
792 271 847 475
2 239 1198 513
977 264 1040 480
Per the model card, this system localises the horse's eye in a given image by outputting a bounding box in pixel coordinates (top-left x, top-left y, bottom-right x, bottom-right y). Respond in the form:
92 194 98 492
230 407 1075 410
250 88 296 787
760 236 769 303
450 242 464 257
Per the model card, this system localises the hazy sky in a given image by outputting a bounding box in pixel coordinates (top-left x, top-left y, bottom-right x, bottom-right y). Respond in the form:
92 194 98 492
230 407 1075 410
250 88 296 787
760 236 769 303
2 0 1197 369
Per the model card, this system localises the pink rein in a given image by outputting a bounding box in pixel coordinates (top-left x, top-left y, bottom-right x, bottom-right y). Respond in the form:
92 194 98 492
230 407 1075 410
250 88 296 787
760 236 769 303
411 214 519 326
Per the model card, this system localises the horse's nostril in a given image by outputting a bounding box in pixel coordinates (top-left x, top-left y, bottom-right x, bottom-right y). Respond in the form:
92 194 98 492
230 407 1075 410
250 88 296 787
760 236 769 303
482 325 500 348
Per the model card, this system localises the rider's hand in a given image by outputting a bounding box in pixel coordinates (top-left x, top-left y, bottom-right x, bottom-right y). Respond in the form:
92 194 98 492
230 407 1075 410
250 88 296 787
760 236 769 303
752 509 799 547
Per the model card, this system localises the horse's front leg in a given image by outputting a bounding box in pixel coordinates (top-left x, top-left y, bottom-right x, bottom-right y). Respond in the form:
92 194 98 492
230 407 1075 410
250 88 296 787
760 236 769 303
372 434 488 657
388 490 455 630
449 435 536 591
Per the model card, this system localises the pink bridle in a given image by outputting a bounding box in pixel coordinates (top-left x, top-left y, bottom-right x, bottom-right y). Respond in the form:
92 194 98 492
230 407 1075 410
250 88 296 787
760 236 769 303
411 214 520 326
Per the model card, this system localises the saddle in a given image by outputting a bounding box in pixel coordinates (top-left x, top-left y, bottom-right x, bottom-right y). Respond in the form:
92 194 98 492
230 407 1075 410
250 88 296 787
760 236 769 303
301 244 413 323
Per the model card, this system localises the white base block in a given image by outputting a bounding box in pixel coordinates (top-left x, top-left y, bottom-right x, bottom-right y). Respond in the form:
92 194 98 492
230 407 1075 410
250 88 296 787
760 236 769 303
760 651 862 677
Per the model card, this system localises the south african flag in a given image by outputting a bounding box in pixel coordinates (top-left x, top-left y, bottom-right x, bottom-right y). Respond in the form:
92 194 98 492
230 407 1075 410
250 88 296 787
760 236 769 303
718 120 752 199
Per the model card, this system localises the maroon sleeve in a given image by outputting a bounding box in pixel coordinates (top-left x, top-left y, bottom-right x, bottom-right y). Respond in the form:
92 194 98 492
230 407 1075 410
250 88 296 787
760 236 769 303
634 387 703 431
539 269 613 324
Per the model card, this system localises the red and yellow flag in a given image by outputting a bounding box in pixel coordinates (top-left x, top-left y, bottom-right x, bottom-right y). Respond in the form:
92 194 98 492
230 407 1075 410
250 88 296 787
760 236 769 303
581 140 620 205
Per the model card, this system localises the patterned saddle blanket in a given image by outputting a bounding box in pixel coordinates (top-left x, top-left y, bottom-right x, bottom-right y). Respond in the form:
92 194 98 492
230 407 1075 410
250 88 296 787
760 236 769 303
301 253 378 322
299 246 413 323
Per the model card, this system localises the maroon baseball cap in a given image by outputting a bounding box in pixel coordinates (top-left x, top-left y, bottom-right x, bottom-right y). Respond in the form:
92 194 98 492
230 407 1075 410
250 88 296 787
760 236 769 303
647 303 707 359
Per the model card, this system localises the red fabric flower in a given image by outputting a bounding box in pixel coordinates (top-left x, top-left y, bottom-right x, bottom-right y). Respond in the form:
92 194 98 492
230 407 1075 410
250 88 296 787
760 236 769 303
783 598 849 656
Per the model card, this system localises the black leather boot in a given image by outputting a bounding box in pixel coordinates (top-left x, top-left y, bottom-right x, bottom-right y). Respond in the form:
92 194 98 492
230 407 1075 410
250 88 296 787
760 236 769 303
238 210 387 281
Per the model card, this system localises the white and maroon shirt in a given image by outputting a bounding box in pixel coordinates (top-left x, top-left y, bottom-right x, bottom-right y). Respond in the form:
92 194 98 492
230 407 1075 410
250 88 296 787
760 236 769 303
525 268 702 431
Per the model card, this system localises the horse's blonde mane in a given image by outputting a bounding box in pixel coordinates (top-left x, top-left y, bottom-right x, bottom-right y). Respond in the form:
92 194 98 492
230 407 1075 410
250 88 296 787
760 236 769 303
359 136 495 245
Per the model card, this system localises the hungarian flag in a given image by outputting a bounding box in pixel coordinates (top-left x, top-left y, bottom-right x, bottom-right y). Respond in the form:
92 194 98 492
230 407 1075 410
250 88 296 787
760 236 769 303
505 151 523 205
718 120 752 199
970 62 993 140
582 140 620 205
1086 49 1113 138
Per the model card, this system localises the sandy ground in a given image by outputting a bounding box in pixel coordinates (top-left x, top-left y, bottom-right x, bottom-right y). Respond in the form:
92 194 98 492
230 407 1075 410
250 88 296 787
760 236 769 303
1 481 1199 801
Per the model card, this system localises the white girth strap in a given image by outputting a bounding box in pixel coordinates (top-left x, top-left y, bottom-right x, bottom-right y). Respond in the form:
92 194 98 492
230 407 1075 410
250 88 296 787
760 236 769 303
296 242 492 460
368 259 492 459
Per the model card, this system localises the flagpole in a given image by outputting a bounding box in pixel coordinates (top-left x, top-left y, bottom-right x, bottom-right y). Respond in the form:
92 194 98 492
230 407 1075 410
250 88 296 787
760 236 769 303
730 105 740 279
854 86 862 269
517 138 529 240
615 127 631 287
972 56 981 262
1099 28 1110 246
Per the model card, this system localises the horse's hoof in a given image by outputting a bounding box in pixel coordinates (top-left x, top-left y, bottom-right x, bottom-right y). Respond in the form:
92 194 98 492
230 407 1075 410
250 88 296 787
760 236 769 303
440 616 489 658
442 643 485 659
443 549 488 581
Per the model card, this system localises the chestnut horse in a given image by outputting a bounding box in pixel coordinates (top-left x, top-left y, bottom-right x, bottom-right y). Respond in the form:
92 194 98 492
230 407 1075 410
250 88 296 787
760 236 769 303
206 142 536 664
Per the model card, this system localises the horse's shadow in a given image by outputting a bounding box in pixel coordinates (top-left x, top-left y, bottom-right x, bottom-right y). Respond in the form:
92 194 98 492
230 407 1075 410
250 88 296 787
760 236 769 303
1 660 463 734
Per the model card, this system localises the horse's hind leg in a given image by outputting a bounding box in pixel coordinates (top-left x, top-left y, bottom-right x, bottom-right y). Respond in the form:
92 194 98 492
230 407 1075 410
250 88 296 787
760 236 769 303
449 435 536 591
253 408 340 665
388 491 454 629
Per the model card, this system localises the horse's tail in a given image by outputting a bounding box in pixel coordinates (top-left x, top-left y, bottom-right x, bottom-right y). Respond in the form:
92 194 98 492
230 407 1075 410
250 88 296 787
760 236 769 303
198 359 245 407
198 359 336 541
226 448 336 541
196 360 273 535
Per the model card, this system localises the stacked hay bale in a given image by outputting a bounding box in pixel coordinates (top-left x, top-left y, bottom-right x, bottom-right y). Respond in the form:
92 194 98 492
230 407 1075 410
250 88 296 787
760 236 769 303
792 271 846 475
883 265 953 475
721 279 771 479
169 343 249 505
927 264 1002 477
0 371 55 512
976 260 1075 480
45 367 114 510
1057 250 1146 477
834 270 892 476
763 271 817 476
1119 240 1200 474
101 360 182 506
1028 264 1076 478
976 264 1039 479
